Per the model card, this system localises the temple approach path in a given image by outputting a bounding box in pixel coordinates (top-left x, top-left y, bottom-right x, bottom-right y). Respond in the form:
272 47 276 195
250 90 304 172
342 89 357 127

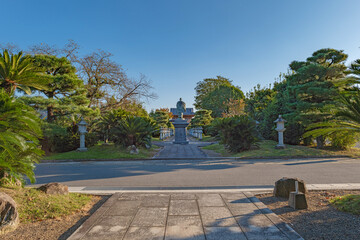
152 138 212 159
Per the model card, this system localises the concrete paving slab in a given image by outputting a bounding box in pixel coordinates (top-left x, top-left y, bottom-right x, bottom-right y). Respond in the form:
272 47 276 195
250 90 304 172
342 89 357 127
83 225 127 240
221 192 248 201
96 215 133 227
141 195 170 207
197 193 224 206
169 199 199 215
200 206 237 227
68 191 303 240
131 208 168 227
236 214 288 240
167 215 202 226
123 227 165 240
226 201 260 216
165 226 205 240
107 200 141 216
170 193 196 200
204 227 247 240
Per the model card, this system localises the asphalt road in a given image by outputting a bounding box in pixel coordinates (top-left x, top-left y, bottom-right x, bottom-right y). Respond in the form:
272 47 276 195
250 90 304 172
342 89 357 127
29 157 360 189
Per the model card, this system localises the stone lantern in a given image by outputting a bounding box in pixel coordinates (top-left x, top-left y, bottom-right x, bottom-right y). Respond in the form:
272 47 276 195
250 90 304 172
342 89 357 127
77 118 88 152
274 115 286 149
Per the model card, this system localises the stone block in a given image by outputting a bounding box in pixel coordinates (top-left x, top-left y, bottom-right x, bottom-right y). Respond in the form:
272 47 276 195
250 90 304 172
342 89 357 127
0 192 19 234
289 192 308 209
273 177 307 198
38 182 68 195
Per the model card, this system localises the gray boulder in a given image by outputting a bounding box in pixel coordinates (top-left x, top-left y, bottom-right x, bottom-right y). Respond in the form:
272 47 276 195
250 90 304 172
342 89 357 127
273 177 307 198
38 182 69 195
0 192 19 234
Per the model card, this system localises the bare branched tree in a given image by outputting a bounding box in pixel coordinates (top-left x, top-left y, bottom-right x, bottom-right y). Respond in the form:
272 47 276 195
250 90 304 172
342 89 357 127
0 42 21 54
27 39 80 61
76 50 157 109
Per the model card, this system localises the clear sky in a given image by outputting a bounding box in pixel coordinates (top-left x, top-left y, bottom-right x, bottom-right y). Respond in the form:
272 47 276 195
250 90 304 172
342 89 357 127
2 0 360 111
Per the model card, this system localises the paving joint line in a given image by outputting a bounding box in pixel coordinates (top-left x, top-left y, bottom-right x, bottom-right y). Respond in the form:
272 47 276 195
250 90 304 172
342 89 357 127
195 194 208 240
219 193 249 240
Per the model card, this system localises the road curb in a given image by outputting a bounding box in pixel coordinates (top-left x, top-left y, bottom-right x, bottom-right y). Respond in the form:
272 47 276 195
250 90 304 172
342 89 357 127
62 184 360 195
40 155 352 163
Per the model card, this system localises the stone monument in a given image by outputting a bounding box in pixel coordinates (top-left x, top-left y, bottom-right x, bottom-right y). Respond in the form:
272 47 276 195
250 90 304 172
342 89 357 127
171 98 189 144
77 118 88 151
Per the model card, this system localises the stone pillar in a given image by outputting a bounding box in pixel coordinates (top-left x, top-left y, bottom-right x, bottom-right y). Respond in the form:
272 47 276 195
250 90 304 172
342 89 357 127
77 118 88 152
274 115 286 149
171 119 189 144
199 127 203 140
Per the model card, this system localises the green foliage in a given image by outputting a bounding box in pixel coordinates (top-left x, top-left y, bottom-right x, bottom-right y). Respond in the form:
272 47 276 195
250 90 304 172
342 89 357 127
111 116 158 147
97 108 130 143
194 76 233 109
245 84 274 121
0 90 43 183
150 110 170 128
328 132 358 150
0 50 48 95
28 54 88 122
190 109 213 128
287 48 348 147
201 85 245 118
304 90 360 149
330 194 360 215
214 116 260 152
42 118 98 154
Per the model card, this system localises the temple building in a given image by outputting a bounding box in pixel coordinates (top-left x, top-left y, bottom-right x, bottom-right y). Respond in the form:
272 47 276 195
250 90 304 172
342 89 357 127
170 108 195 122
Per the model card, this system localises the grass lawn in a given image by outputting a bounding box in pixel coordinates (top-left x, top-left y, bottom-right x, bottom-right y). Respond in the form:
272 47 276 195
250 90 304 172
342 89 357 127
200 135 217 142
42 142 160 160
202 140 360 158
1 186 93 222
330 194 360 215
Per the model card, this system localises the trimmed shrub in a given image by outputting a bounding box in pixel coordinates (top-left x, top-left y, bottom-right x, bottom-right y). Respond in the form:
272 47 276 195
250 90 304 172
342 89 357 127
216 116 260 152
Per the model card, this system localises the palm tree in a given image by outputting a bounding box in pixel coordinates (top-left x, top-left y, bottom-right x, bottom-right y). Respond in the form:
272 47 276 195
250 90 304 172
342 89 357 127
0 90 43 183
0 49 47 95
112 116 157 147
304 91 360 138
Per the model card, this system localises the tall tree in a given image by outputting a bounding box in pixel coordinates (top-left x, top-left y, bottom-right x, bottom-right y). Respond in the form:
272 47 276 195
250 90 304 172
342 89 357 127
245 84 274 121
194 76 233 109
286 48 348 147
77 50 156 109
30 54 87 122
190 109 213 127
201 84 245 118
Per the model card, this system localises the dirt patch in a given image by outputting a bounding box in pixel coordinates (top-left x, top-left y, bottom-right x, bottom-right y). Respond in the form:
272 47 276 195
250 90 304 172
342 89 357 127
0 195 109 240
257 190 360 240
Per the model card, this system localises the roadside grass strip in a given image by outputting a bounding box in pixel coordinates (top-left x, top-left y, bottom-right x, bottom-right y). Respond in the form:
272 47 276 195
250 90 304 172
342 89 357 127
1 186 93 222
330 194 360 215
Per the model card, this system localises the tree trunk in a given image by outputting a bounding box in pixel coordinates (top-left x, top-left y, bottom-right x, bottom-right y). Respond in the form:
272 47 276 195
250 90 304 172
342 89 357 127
47 106 55 122
316 136 324 149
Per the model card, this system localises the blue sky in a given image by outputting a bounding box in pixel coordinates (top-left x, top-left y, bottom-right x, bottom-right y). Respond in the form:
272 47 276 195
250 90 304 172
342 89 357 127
2 0 360 111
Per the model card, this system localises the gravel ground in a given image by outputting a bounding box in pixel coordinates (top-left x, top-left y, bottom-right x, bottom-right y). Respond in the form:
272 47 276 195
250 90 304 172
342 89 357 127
0 195 109 240
257 190 360 240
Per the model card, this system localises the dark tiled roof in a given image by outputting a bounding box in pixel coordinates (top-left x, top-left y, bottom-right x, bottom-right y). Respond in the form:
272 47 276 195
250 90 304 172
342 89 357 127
170 108 195 115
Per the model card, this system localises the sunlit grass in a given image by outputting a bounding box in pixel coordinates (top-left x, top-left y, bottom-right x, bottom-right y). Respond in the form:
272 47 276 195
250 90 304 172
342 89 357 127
330 194 360 215
1 186 93 222
42 142 159 160
202 140 360 158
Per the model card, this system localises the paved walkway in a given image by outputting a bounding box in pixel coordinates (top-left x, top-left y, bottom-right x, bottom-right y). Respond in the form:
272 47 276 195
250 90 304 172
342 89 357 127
69 192 303 240
153 138 212 159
